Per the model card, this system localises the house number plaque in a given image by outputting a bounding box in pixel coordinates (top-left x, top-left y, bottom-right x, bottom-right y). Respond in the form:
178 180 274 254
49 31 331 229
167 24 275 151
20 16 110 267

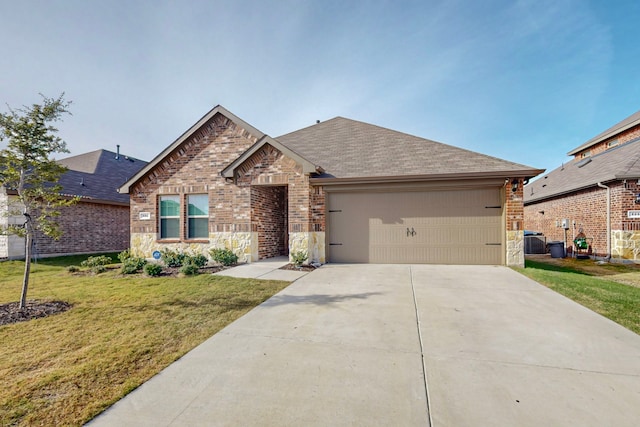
627 210 640 219
139 212 151 220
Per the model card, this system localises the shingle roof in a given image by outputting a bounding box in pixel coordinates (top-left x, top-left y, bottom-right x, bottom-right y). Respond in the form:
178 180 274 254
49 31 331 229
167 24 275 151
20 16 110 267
525 139 640 204
58 149 147 204
276 117 541 179
567 109 640 156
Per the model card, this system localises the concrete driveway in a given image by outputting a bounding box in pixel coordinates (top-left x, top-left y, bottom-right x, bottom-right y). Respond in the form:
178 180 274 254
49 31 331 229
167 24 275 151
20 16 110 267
88 265 640 426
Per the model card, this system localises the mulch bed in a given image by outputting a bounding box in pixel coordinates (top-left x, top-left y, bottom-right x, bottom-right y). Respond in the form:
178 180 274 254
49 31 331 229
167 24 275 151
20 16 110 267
0 300 72 327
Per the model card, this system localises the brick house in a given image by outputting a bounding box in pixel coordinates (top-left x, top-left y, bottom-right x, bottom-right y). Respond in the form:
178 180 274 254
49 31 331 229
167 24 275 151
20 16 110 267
524 109 640 261
0 148 147 259
120 105 542 267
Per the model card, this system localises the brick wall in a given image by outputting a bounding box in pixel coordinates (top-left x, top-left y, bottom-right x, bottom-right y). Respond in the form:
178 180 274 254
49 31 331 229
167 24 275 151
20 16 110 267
129 113 259 240
573 124 640 159
127 113 322 261
613 180 640 230
237 143 318 258
523 181 640 258
35 201 131 256
251 185 287 259
310 185 325 232
505 178 524 232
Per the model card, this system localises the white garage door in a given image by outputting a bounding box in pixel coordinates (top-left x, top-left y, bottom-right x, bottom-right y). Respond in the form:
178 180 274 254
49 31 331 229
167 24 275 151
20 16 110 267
327 188 503 264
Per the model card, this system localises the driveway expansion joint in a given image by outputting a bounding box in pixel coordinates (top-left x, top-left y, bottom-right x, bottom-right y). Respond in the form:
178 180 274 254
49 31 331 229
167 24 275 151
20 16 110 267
410 265 433 427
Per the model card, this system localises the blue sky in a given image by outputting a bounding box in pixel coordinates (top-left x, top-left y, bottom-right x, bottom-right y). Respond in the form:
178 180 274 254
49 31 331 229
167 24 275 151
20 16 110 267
1 0 639 175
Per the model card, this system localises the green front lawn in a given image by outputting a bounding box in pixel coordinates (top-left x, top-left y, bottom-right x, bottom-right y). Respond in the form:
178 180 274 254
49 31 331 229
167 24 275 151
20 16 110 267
515 258 640 335
0 256 290 426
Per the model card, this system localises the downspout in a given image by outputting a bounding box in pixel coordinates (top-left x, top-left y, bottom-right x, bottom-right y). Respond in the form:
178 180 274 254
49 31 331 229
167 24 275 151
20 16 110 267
597 182 611 260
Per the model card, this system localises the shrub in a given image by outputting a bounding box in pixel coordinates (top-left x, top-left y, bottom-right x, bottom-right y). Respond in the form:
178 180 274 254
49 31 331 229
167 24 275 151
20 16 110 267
209 248 238 266
144 263 163 277
81 255 112 274
187 253 208 268
121 257 147 274
81 255 112 269
66 265 79 273
179 263 200 276
160 248 187 267
291 250 308 267
92 265 107 274
118 249 131 263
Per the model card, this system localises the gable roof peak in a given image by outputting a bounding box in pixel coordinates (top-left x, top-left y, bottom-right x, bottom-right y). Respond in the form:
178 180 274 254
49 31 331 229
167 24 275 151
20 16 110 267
119 105 267 193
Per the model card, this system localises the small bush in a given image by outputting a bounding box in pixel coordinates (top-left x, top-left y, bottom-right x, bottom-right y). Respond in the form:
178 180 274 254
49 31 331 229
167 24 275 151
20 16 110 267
291 250 308 267
160 248 188 267
180 263 200 276
118 249 131 263
81 255 112 269
92 265 107 274
187 254 208 268
121 257 147 274
81 255 112 274
144 263 163 277
210 248 238 266
66 265 79 273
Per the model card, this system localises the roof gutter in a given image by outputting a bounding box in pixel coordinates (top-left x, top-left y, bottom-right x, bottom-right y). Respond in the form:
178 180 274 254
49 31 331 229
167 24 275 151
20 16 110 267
524 179 618 205
597 182 611 261
311 169 544 186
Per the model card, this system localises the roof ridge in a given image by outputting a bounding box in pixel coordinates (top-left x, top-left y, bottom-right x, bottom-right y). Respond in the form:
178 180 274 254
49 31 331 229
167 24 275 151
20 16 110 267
567 109 640 155
280 116 533 169
526 138 640 203
343 117 537 169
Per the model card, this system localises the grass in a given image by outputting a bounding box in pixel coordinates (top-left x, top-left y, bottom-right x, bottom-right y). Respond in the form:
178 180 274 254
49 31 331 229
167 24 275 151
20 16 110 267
0 255 290 426
515 257 640 335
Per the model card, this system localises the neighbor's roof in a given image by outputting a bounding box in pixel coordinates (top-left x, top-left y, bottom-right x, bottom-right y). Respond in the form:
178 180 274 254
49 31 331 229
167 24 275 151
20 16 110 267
568 109 640 156
525 139 640 204
276 117 542 181
58 149 147 204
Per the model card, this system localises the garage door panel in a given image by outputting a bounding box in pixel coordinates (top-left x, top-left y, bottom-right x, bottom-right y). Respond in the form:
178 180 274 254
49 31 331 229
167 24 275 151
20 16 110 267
328 188 503 264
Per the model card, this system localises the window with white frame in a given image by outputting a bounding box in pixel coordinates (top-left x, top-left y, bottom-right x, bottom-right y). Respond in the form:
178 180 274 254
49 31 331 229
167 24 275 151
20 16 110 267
187 194 209 239
159 195 180 239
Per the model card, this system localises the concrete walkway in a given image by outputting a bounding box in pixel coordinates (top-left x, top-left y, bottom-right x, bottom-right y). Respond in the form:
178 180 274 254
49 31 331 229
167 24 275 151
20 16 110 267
212 256 310 281
87 265 640 426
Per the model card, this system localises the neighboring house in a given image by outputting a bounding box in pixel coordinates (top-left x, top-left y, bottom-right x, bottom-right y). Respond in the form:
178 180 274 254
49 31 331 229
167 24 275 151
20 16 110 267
0 148 147 259
524 109 640 261
119 105 542 267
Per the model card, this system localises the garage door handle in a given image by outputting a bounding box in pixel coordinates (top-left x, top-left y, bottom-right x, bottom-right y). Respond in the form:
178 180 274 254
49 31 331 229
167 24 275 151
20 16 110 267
485 243 501 246
329 243 343 246
407 227 416 237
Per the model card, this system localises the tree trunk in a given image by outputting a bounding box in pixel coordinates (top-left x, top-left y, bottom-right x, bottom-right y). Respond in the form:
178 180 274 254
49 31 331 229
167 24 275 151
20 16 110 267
20 225 32 309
